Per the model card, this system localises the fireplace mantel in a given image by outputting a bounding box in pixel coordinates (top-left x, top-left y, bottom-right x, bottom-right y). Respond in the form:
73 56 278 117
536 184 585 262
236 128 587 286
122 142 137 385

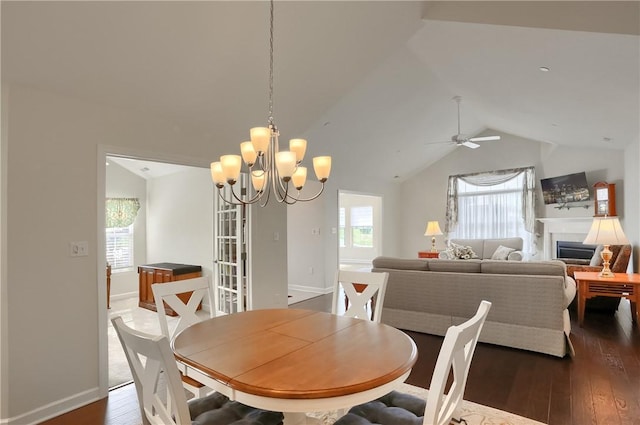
537 217 594 260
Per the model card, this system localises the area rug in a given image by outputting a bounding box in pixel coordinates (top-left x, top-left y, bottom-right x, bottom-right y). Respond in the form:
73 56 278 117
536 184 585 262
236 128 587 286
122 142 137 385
307 382 547 425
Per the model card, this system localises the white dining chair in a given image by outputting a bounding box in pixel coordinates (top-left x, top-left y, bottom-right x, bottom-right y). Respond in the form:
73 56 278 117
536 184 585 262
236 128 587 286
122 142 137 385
332 270 389 323
152 276 214 398
333 300 492 425
111 316 284 425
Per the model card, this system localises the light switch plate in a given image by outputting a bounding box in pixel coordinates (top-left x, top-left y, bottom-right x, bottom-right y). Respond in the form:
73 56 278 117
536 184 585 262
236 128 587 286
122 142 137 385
70 241 89 257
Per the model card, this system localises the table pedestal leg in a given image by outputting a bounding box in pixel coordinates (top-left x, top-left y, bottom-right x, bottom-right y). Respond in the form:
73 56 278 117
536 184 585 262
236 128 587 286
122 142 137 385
283 412 321 425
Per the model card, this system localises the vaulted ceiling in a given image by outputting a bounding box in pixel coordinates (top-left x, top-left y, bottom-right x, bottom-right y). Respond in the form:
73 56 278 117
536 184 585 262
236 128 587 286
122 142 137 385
3 1 639 182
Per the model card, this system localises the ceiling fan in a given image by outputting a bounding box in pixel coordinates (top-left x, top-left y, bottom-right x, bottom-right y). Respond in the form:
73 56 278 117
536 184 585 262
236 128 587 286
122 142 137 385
428 96 501 149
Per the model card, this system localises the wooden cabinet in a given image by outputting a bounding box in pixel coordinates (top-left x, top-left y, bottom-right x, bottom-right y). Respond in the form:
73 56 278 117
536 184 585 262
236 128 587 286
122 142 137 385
138 263 202 316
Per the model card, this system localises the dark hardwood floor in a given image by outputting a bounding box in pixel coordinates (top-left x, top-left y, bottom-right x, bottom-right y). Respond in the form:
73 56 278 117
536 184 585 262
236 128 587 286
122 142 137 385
40 294 640 425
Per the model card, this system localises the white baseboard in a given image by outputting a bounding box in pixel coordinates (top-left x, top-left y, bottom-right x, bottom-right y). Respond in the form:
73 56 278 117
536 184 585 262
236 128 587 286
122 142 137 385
110 291 137 302
288 284 333 295
1 387 100 425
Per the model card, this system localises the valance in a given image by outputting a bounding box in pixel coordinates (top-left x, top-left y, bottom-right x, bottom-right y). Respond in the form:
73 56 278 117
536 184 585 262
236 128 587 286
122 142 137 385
445 166 536 234
106 198 141 228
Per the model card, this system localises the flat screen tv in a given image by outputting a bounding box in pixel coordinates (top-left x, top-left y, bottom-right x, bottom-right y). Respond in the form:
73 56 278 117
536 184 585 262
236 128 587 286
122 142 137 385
540 172 590 205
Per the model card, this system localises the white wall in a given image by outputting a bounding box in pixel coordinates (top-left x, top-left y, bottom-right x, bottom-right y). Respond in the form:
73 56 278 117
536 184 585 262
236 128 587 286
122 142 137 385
624 139 640 272
105 160 147 297
399 130 628 259
146 167 213 278
1 85 217 423
248 201 288 310
287 181 326 293
0 84 8 422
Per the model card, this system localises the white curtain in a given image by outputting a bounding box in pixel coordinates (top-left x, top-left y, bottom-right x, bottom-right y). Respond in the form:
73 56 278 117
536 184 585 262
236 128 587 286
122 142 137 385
445 167 536 252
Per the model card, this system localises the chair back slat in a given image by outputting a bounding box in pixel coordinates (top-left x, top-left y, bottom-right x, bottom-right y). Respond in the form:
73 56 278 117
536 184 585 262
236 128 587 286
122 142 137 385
111 316 192 425
152 277 214 339
332 270 389 322
424 300 492 425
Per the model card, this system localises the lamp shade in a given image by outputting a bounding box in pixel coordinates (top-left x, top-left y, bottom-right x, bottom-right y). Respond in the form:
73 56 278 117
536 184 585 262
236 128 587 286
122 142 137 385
424 221 443 237
583 216 629 245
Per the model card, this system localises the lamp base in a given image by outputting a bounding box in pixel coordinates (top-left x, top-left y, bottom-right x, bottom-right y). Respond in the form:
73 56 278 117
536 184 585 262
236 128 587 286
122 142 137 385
598 269 615 278
598 244 615 278
431 237 437 252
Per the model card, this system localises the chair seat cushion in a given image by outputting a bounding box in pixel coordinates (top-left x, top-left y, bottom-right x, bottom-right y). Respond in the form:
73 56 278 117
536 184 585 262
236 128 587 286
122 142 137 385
189 392 284 425
334 391 424 425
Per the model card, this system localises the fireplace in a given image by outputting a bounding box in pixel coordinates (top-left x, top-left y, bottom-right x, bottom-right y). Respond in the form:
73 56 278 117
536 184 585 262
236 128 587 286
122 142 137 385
537 217 593 260
556 240 597 263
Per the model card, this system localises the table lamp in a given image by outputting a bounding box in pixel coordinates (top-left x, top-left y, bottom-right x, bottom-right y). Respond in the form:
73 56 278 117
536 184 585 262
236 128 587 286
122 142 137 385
583 216 629 277
424 221 443 252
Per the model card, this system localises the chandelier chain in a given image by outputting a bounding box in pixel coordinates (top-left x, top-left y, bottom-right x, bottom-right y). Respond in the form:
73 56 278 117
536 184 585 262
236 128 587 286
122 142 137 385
268 0 274 125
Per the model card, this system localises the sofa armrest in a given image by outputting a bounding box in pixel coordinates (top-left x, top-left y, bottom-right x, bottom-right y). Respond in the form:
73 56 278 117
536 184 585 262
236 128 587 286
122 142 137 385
564 276 577 308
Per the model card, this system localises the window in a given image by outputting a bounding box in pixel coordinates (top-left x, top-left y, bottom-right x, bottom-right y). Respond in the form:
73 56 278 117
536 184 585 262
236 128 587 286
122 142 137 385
106 225 134 270
350 206 373 248
446 167 535 252
105 197 140 270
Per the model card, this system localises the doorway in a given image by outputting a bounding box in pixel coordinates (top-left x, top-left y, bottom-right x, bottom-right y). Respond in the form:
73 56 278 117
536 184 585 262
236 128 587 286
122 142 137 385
99 150 213 393
338 191 382 272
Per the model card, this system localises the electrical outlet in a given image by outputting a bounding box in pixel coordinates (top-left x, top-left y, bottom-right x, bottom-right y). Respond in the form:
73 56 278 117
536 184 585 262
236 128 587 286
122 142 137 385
70 241 89 257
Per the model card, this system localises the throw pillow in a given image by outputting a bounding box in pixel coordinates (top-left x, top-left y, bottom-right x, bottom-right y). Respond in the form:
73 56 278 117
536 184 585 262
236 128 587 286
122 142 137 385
590 245 604 266
445 242 478 260
491 245 515 260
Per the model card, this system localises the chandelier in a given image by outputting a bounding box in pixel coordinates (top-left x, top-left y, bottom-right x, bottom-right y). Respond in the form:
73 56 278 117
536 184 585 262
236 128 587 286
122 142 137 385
210 0 331 206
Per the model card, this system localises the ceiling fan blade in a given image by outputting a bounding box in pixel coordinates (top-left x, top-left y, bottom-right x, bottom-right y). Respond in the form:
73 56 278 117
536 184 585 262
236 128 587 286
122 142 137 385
468 135 501 142
424 140 453 146
461 141 480 149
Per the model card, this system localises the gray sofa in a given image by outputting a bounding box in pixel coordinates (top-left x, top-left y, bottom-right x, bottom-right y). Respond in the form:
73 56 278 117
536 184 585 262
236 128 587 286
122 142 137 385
445 237 524 261
372 256 576 357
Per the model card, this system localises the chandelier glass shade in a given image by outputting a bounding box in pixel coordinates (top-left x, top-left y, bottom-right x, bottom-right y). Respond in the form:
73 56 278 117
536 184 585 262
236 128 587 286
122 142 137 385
210 0 331 206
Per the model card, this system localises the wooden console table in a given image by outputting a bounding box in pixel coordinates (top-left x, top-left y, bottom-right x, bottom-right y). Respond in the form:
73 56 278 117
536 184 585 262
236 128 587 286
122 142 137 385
138 263 202 316
574 271 640 326
418 251 439 259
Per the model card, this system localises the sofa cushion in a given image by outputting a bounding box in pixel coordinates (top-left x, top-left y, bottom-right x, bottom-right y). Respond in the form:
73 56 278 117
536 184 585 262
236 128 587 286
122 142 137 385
443 242 479 260
372 257 429 271
491 245 515 260
481 259 566 276
450 237 523 259
427 259 481 273
483 238 523 259
449 239 484 258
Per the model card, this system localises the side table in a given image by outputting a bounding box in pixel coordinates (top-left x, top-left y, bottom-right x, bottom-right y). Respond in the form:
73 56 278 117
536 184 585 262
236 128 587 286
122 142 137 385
418 251 439 259
573 271 640 326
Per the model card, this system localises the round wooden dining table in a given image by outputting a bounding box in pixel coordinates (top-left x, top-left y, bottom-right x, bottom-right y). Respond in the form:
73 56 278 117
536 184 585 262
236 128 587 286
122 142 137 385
172 308 418 425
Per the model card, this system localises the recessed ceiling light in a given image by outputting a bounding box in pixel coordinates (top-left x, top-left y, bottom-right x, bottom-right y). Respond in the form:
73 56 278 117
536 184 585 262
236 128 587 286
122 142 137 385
539 66 550 72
